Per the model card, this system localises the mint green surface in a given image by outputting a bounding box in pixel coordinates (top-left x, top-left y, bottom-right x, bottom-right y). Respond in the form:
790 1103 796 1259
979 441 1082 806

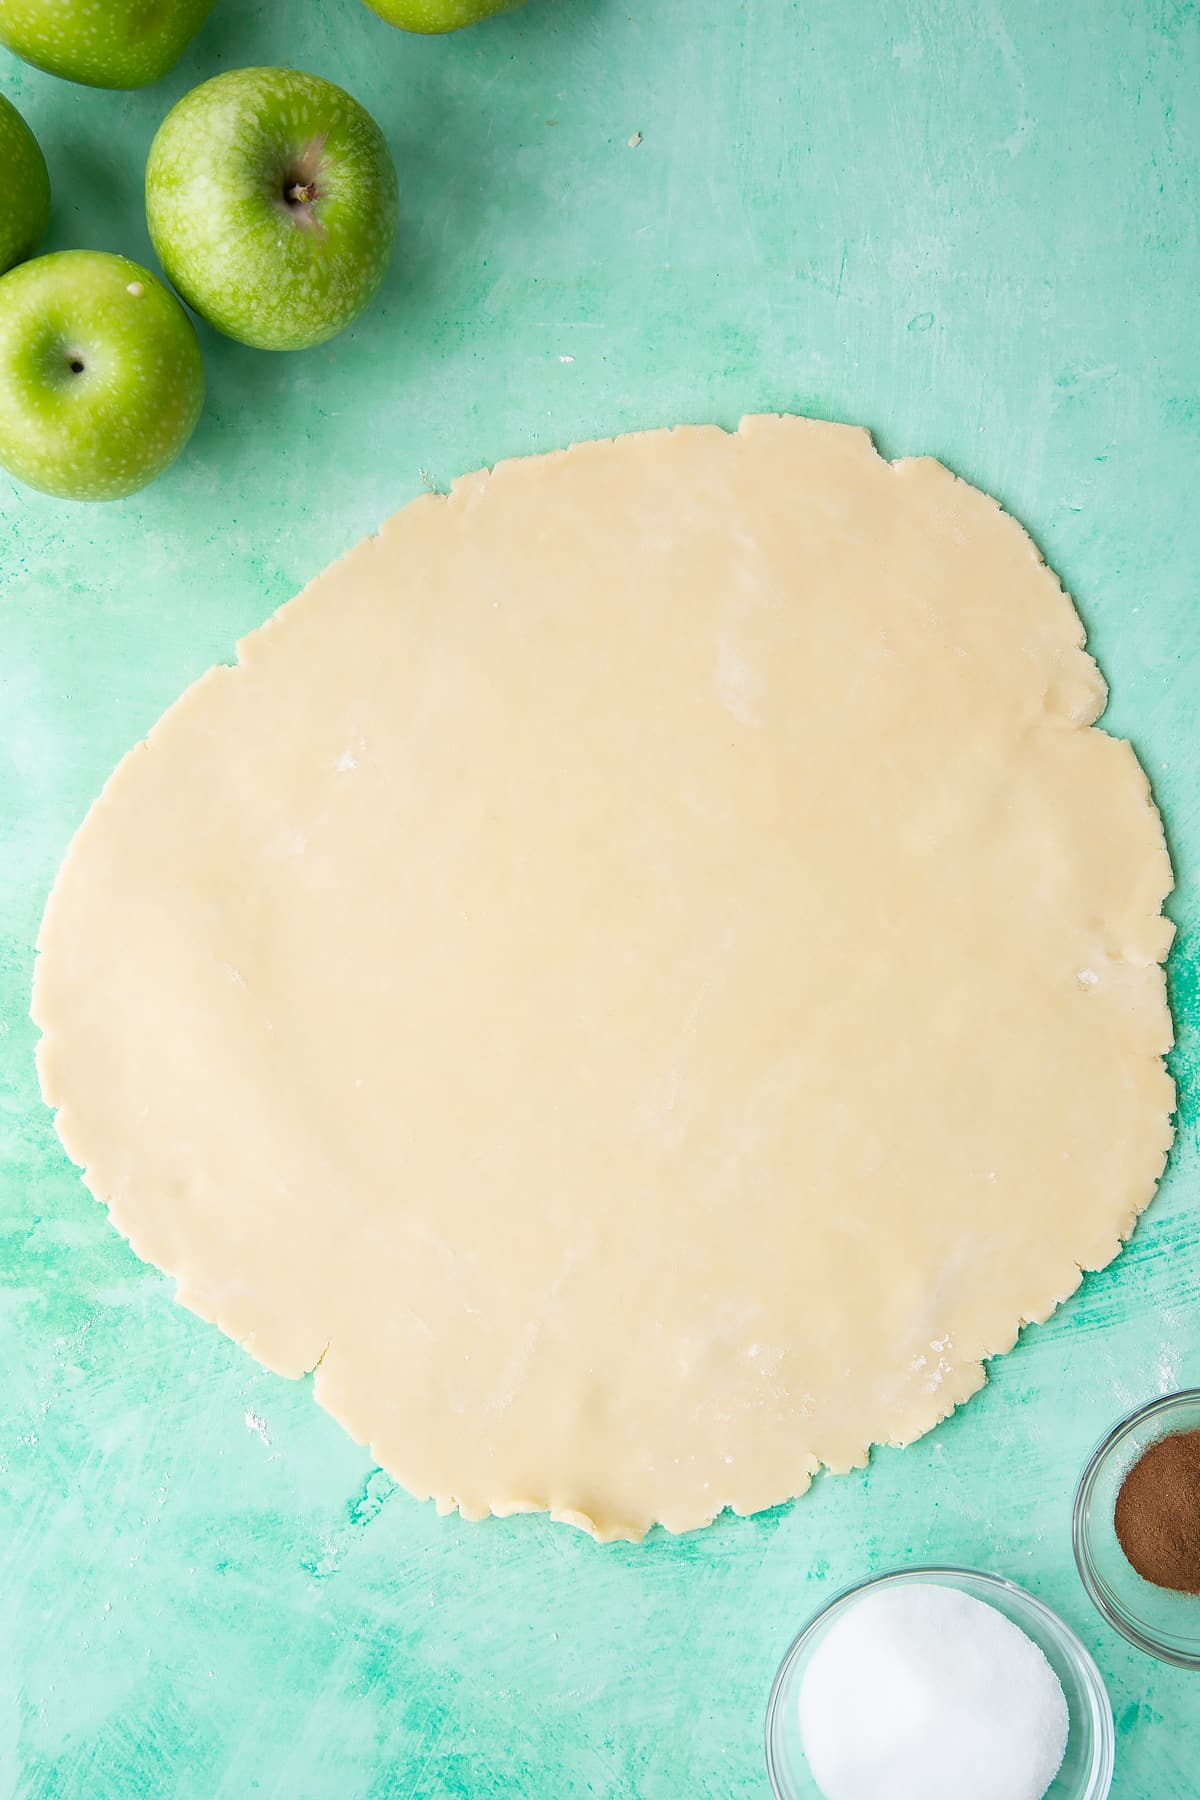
2 3 1198 1795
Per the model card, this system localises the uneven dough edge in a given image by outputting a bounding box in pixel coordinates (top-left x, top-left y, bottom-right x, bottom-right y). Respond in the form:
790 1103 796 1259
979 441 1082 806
31 414 1177 1543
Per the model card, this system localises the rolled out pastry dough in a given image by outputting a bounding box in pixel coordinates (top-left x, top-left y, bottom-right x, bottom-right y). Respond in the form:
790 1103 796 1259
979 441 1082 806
34 416 1175 1540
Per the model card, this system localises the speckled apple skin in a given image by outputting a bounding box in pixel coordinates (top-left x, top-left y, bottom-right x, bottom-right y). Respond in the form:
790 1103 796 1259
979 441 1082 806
0 0 216 88
0 251 204 501
361 0 526 30
0 93 49 275
146 68 399 354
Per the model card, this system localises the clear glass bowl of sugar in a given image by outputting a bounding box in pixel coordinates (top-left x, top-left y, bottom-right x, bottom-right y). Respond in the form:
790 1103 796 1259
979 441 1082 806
765 1566 1114 1800
1073 1389 1200 1669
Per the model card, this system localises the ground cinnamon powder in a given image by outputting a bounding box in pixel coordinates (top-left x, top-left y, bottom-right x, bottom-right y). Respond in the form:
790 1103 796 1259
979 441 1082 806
1113 1428 1200 1594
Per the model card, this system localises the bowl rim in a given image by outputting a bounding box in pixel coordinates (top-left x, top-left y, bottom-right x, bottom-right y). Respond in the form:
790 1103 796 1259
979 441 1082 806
1073 1387 1200 1671
764 1563 1115 1800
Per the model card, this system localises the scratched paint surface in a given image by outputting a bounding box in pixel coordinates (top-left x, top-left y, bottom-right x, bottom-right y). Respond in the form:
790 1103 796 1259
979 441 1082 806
2 2 1198 1795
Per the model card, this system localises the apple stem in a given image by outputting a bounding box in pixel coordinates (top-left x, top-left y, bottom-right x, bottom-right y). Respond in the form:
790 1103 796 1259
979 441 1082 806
286 181 318 206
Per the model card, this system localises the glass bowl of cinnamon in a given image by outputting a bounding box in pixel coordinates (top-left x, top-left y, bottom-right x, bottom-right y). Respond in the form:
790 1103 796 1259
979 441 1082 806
1074 1389 1200 1669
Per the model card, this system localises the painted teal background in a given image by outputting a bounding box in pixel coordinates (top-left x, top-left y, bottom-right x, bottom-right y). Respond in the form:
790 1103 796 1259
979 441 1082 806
2 1 1198 1794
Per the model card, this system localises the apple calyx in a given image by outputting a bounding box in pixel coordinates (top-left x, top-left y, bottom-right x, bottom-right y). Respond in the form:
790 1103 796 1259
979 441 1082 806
52 341 89 382
276 136 329 233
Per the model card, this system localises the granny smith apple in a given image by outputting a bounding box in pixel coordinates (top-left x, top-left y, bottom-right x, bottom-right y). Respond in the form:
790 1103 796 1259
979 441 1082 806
0 250 204 500
146 67 399 352
0 93 49 274
361 0 526 29
0 0 215 88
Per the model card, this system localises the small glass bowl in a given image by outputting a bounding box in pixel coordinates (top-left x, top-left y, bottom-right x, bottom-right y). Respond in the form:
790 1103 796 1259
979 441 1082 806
1073 1389 1200 1670
765 1565 1114 1800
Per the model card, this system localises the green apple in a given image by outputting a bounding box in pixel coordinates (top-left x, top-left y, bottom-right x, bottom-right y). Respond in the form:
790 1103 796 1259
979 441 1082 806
361 0 526 29
0 250 204 500
0 93 49 274
145 67 399 353
0 0 215 88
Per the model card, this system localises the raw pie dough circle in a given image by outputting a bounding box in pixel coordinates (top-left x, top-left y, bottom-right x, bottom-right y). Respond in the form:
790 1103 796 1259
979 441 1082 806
35 417 1175 1541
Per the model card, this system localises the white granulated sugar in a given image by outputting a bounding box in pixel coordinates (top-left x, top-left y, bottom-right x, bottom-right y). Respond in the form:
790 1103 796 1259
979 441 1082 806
798 1582 1069 1800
